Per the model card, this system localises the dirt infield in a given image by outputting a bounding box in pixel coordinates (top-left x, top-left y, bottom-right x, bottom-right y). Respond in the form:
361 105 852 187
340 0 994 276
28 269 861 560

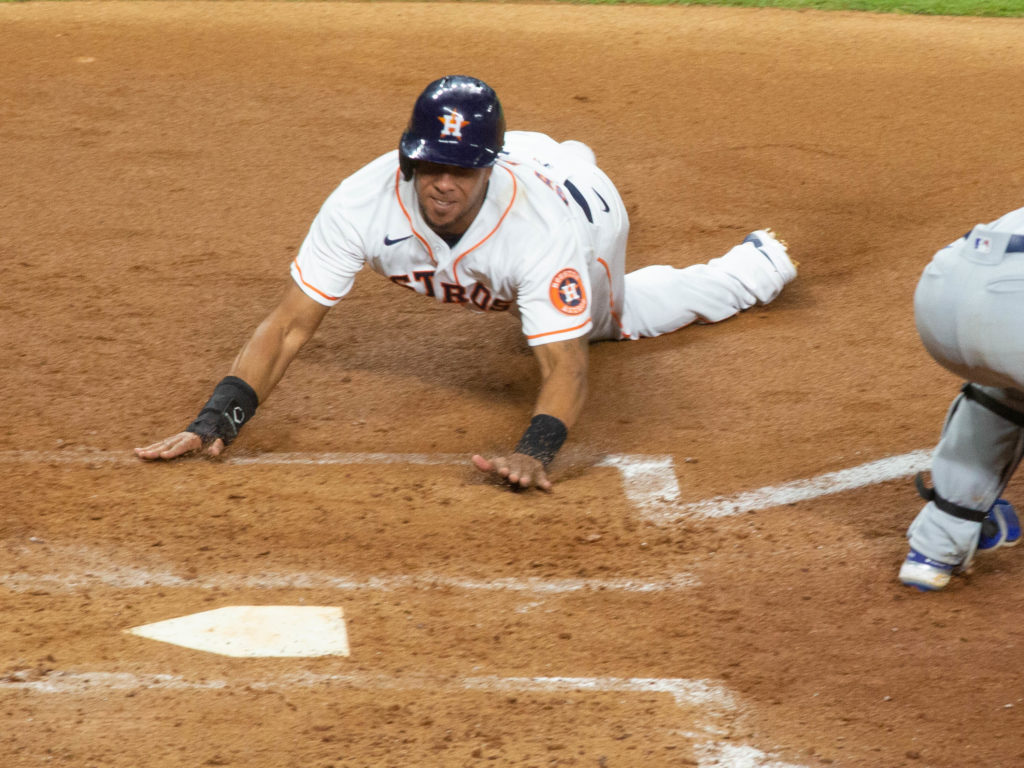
5 2 1024 767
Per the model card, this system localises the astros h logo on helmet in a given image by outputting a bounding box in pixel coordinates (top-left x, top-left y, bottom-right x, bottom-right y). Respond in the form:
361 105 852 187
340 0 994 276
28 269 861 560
438 107 469 140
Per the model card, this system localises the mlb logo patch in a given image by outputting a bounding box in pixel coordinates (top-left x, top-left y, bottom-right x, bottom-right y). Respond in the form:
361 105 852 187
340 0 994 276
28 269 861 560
973 236 992 253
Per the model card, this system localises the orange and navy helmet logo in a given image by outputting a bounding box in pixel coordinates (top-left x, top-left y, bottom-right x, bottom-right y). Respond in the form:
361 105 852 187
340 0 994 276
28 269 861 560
549 268 587 315
438 107 469 140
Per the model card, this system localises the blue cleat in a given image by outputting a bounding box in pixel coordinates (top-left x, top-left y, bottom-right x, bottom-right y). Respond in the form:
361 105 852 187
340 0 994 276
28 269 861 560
899 549 955 591
900 500 1020 591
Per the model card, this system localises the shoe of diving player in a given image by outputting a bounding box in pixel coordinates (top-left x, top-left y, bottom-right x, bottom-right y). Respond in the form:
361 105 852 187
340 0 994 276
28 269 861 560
743 229 798 282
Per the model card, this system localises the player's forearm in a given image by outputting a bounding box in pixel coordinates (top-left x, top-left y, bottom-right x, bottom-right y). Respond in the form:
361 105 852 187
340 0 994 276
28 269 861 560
226 282 329 401
511 367 585 470
532 366 588 429
530 336 589 429
183 284 327 450
228 318 313 402
505 337 588 469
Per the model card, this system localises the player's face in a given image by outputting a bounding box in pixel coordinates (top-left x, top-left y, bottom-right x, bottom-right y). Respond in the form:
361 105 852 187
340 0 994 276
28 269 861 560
414 162 492 237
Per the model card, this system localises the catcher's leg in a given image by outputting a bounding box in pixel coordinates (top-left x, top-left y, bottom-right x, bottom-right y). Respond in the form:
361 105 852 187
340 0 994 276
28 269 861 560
901 385 1024 590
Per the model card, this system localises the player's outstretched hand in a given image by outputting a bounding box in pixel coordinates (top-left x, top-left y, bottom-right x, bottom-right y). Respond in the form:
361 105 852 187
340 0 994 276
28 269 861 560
471 452 552 491
134 431 225 461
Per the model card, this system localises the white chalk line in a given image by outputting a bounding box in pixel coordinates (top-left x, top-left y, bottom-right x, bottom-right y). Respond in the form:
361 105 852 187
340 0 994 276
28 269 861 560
0 547 697 594
0 447 933 521
0 669 726 704
0 669 806 768
666 448 934 520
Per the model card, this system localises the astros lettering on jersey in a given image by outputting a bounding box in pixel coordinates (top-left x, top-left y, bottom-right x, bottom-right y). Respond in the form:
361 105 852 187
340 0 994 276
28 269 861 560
291 131 604 347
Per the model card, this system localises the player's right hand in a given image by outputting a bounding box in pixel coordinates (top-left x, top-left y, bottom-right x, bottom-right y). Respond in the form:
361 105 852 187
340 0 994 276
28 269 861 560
134 431 225 461
471 452 552 491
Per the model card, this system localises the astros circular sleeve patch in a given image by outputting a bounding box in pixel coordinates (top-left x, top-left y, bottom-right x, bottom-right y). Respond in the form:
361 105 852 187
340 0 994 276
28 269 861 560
548 268 588 315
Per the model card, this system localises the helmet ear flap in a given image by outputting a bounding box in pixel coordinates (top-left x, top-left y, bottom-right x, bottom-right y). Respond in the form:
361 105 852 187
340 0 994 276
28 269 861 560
399 153 415 181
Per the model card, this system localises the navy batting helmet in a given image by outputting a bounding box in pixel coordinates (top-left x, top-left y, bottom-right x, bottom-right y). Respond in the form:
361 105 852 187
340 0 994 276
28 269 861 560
399 75 506 180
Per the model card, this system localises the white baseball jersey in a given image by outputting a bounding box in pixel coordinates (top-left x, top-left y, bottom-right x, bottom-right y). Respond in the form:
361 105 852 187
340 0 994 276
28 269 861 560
291 131 795 345
292 131 613 346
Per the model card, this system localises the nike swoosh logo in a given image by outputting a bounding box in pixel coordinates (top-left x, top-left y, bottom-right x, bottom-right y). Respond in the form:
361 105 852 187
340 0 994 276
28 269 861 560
384 234 413 246
593 189 610 213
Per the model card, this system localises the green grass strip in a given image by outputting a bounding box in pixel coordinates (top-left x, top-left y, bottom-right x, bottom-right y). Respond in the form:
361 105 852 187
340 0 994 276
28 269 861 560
562 0 1023 15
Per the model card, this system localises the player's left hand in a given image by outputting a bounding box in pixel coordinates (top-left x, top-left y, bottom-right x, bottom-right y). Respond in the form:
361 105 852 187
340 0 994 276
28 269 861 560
134 431 225 461
471 452 552 491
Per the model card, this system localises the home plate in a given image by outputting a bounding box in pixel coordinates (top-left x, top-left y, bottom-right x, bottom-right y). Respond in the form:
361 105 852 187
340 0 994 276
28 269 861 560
126 606 350 658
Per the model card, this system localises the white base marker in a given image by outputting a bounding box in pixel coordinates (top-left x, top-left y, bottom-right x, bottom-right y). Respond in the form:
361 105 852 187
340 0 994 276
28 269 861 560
126 605 350 658
597 454 681 510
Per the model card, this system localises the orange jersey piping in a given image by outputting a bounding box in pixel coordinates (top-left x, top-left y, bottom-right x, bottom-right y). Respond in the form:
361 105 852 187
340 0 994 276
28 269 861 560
596 257 628 337
451 165 518 286
292 258 342 302
394 169 436 265
526 317 593 341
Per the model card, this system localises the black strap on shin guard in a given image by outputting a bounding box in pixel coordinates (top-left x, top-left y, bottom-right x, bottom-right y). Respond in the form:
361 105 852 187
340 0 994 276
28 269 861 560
961 383 1024 428
914 472 988 523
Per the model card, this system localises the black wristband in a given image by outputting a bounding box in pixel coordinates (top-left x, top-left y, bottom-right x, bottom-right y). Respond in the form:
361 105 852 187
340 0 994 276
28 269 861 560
514 414 568 467
186 376 259 446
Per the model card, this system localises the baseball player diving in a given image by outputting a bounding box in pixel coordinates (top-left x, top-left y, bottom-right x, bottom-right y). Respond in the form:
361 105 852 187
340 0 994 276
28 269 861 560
135 75 798 490
900 206 1024 590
